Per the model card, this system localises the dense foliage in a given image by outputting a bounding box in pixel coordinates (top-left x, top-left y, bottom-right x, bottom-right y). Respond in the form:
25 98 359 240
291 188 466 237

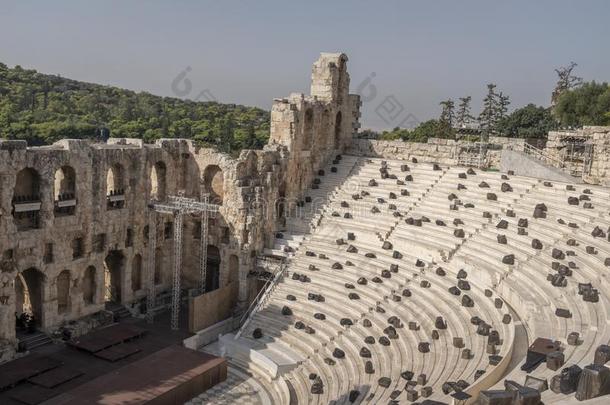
0 63 270 152
554 82 610 127
377 120 453 143
496 104 558 138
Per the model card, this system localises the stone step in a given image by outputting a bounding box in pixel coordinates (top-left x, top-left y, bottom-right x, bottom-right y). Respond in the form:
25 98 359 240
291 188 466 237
18 331 53 350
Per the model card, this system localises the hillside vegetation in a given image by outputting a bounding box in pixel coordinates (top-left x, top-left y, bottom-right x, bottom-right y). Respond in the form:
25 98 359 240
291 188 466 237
0 63 270 152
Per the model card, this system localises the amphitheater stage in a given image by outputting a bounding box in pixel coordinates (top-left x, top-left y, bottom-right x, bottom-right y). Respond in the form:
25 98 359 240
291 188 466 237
0 309 205 405
42 345 227 405
220 333 303 378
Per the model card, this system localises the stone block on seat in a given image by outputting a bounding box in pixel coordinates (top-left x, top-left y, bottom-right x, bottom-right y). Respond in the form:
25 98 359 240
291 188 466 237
378 376 391 388
418 342 430 353
546 351 565 371
575 363 610 401
550 364 582 394
594 345 610 365
502 254 515 265
567 332 580 346
405 389 418 401
417 373 427 385
478 390 513 405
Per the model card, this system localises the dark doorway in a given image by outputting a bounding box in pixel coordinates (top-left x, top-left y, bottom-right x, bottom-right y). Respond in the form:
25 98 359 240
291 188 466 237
205 245 221 293
15 268 45 329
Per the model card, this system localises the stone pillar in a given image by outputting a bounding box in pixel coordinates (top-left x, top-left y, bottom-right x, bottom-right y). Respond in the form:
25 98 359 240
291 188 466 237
237 253 251 313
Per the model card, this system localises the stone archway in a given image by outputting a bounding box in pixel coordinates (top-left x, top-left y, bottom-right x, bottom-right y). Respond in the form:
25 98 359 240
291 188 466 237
203 165 224 205
15 268 45 329
12 168 42 230
104 250 124 303
106 163 124 195
150 161 167 201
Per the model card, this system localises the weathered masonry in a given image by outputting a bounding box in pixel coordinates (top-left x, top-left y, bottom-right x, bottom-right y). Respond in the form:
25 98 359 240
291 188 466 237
0 53 361 359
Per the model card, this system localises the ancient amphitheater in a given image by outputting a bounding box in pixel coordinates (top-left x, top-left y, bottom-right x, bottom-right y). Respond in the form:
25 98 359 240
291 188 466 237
2 53 610 404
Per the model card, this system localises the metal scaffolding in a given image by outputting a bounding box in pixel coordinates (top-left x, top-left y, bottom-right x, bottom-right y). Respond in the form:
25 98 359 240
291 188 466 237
147 195 219 330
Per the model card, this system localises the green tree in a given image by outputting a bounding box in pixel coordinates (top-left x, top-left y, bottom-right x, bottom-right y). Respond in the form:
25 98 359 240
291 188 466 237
554 82 610 127
496 104 558 138
497 92 510 122
439 99 455 127
0 62 270 151
478 84 497 139
456 96 474 128
403 120 445 143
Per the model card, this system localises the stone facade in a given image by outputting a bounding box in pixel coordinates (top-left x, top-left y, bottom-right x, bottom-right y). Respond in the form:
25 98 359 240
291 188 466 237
0 53 361 356
545 126 610 185
347 136 542 169
348 130 610 186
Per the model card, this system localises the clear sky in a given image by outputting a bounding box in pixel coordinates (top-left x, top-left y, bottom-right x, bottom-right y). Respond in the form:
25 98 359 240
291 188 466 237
1 0 609 130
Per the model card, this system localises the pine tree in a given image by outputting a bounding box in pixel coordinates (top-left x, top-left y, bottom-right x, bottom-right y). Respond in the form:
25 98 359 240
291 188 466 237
479 84 497 139
456 96 474 128
439 99 455 127
496 92 510 123
436 99 456 139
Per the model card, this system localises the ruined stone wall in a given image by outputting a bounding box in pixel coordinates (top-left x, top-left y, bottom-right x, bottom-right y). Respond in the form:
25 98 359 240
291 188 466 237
545 127 610 186
0 138 191 342
0 52 361 353
347 138 459 164
347 136 543 169
269 53 361 205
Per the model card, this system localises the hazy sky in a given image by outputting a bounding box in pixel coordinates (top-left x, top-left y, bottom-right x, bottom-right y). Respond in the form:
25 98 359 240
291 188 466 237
1 0 609 130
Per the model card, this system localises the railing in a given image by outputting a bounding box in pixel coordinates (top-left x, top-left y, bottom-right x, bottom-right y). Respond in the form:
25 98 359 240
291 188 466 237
522 143 567 170
234 258 288 339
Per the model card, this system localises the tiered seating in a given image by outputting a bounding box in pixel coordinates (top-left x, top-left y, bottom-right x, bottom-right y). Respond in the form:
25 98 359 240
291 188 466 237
231 157 610 404
449 174 610 403
237 158 514 403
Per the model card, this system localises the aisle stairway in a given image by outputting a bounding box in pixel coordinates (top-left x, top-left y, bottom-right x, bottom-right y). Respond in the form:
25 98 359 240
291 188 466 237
222 156 610 404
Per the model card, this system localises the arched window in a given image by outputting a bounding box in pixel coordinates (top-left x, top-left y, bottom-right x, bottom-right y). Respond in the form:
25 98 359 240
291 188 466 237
106 163 125 209
83 266 96 305
56 270 71 314
131 254 142 292
12 168 42 230
303 108 314 151
14 168 40 200
150 161 167 201
54 166 76 216
334 111 342 150
203 165 224 205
